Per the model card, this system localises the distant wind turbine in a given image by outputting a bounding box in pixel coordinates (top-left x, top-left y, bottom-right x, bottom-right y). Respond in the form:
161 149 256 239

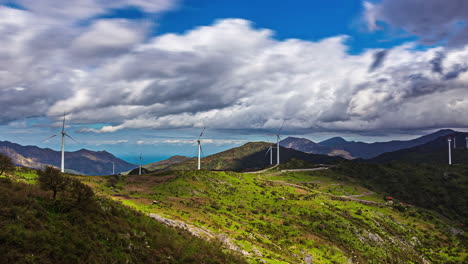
197 128 205 170
112 162 115 175
265 145 274 165
276 121 285 165
465 136 468 149
44 113 79 173
448 137 452 165
139 153 142 175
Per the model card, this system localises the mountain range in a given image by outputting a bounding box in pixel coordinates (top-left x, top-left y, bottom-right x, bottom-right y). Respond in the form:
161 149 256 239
2 129 464 176
280 129 456 159
0 141 135 175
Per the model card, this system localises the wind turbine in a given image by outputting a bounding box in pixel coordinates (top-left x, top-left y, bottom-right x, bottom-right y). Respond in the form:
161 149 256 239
44 113 78 173
276 121 285 165
197 128 205 170
465 136 468 149
448 136 452 165
139 153 142 175
112 162 115 175
265 145 274 165
454 135 457 149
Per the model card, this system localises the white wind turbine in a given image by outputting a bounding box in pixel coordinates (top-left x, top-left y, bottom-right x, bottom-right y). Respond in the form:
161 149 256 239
139 153 142 175
465 136 468 149
265 145 274 165
275 121 285 165
44 113 79 173
197 128 206 170
448 136 452 165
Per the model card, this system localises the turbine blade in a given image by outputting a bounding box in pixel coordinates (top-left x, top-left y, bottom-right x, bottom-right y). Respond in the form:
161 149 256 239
198 127 206 139
62 113 66 132
64 133 80 144
200 144 205 157
265 146 271 155
43 134 58 142
278 120 286 135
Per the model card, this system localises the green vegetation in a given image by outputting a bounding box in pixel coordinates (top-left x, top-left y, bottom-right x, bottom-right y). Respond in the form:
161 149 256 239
166 142 343 172
0 169 246 264
333 161 468 224
82 168 467 263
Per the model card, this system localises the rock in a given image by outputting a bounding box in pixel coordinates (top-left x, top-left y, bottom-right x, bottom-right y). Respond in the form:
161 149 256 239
305 254 313 264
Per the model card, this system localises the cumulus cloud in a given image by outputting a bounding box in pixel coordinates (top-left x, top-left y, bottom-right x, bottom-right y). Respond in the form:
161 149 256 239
8 0 176 20
364 0 468 47
1 0 468 136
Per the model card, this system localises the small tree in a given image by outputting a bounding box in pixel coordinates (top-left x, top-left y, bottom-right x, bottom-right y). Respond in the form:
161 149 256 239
69 178 94 204
0 153 14 175
38 166 69 200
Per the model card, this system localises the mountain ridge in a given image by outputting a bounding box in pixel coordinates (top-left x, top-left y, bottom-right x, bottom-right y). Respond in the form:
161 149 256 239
281 129 456 159
0 140 135 175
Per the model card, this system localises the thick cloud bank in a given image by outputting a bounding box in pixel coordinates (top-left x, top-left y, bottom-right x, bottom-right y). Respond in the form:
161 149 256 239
1 0 468 135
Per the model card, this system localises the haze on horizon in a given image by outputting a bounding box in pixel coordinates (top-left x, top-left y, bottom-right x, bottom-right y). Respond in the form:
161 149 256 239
1 0 468 163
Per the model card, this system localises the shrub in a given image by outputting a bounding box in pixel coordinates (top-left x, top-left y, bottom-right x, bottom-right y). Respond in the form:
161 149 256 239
69 178 94 205
38 166 69 200
0 153 14 175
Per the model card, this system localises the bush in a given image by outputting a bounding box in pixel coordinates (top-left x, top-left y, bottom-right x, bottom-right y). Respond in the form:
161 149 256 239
68 178 94 205
0 153 14 175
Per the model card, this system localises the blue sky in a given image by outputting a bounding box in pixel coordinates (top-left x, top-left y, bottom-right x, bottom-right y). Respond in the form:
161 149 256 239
156 0 414 53
1 0 467 164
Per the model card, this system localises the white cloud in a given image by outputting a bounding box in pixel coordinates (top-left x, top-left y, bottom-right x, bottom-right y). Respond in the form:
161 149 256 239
1 1 468 136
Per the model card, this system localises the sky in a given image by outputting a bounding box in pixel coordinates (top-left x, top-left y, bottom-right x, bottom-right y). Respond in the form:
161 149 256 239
1 0 468 164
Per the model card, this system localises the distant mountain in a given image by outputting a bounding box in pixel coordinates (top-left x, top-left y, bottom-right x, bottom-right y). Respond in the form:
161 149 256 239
281 129 456 159
166 142 344 172
370 132 468 164
0 141 135 175
280 137 353 159
143 155 190 171
318 137 348 147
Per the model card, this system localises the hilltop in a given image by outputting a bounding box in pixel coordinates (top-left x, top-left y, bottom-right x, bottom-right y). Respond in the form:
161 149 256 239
0 141 135 175
164 142 343 172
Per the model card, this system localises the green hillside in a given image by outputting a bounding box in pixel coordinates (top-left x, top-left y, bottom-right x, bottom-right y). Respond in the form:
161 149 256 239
370 132 468 164
332 161 468 224
167 142 343 172
77 166 467 263
0 169 246 264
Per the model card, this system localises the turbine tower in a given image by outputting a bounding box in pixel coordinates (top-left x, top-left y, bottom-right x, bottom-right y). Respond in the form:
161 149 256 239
197 128 205 170
454 135 457 149
112 162 115 175
139 153 142 175
466 136 468 149
276 121 285 165
265 145 274 165
448 137 452 165
45 113 78 173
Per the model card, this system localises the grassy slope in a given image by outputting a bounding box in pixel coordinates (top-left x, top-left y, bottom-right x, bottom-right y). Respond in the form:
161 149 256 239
331 161 468 224
0 169 246 264
78 164 467 263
